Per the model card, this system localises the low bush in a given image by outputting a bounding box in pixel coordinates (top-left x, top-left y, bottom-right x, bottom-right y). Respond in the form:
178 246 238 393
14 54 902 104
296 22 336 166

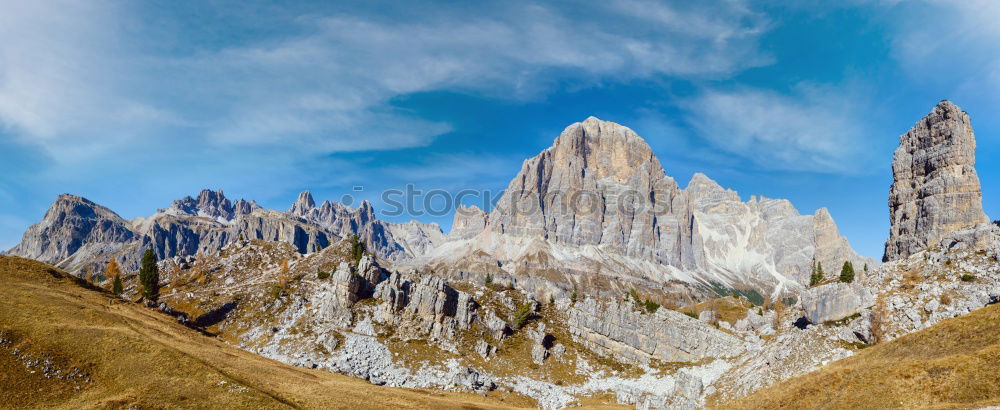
961 274 976 282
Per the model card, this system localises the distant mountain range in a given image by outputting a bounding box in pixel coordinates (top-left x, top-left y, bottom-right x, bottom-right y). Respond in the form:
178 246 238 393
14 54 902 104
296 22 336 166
7 117 878 303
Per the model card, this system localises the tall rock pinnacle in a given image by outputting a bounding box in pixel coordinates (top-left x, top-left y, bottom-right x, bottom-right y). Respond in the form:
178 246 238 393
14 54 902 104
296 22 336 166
884 100 989 262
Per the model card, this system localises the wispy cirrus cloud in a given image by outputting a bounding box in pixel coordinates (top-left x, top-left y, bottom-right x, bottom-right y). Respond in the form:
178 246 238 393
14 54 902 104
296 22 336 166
0 0 772 163
680 84 877 174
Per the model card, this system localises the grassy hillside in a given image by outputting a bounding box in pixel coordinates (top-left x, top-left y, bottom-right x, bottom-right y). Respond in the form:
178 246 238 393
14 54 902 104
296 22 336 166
723 302 1000 409
0 256 523 409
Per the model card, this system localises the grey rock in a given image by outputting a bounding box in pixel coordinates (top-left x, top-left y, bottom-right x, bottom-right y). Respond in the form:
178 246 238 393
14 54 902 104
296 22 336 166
567 298 744 364
474 339 495 360
800 282 874 324
373 272 477 340
885 100 989 261
698 310 717 324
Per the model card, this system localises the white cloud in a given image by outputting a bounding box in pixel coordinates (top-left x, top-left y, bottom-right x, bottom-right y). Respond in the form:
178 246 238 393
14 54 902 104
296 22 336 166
0 0 771 162
0 1 178 161
888 0 1000 105
682 84 875 174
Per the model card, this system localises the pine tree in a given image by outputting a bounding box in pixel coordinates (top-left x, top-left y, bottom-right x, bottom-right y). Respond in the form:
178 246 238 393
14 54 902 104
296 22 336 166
839 261 855 283
112 275 123 295
810 262 825 287
809 261 824 287
349 234 365 263
139 249 160 302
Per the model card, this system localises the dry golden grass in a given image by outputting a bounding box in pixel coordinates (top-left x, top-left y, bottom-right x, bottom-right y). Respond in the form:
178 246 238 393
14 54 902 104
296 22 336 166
679 296 752 325
723 302 1000 409
0 256 524 409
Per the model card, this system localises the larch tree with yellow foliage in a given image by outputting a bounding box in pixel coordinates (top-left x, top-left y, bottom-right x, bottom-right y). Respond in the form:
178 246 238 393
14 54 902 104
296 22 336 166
106 258 123 295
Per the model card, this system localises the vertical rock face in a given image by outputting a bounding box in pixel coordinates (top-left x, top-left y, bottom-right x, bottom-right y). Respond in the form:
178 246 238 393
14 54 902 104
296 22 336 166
884 100 989 262
448 205 488 240
488 116 684 264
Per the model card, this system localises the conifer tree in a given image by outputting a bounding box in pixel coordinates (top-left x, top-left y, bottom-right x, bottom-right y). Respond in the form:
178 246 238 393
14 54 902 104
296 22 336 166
139 249 160 302
839 261 855 283
809 261 824 287
112 275 124 295
350 234 365 263
106 258 123 295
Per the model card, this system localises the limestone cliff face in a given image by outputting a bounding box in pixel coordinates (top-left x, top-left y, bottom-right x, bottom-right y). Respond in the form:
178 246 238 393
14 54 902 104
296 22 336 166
489 117 685 264
422 117 872 298
884 100 990 261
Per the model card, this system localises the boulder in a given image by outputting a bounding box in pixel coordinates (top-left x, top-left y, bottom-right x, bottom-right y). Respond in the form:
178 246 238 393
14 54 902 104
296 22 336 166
800 282 874 324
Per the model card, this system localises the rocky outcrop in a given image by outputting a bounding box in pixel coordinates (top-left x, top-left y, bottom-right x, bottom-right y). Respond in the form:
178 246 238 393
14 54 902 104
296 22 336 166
884 100 990 261
567 298 745 364
799 282 874 324
373 272 477 341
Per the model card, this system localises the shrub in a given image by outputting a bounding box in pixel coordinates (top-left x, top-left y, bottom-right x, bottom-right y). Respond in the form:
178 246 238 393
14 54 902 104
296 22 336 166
870 295 888 345
945 259 953 266
961 273 976 282
349 234 365 264
317 270 330 280
643 300 661 314
138 249 160 302
684 311 698 319
570 287 578 305
485 273 493 286
270 285 284 299
839 261 855 283
511 302 535 331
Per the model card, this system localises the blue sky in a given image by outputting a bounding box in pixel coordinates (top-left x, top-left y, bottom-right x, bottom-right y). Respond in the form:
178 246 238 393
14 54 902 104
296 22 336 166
1 0 998 259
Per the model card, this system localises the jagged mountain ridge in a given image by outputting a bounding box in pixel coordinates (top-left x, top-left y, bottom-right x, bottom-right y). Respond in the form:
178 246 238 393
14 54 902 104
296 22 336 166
6 190 444 275
413 117 873 301
8 117 872 303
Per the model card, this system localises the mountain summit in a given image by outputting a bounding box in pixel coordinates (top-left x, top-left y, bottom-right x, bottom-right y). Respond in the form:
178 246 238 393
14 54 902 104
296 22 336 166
416 117 872 301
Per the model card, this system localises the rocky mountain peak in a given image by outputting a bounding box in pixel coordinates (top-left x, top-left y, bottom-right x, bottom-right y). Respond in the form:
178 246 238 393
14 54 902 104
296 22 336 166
884 100 989 261
232 198 261 216
290 191 316 214
164 189 234 221
547 116 663 184
487 117 680 261
6 194 136 265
